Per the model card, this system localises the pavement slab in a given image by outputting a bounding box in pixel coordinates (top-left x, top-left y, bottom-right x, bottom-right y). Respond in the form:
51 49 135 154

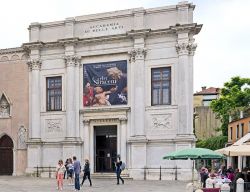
0 176 189 192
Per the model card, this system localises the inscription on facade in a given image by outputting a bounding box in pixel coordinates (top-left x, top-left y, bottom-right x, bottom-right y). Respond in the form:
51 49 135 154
83 22 124 34
46 119 62 133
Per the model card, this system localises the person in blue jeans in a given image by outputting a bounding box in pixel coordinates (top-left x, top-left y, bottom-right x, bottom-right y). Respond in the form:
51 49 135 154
73 156 81 191
115 158 124 185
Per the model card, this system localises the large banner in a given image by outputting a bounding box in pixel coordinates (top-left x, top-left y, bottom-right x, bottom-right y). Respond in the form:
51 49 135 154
83 60 127 107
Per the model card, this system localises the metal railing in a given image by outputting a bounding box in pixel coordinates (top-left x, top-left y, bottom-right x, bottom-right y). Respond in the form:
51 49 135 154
34 166 56 178
142 166 181 180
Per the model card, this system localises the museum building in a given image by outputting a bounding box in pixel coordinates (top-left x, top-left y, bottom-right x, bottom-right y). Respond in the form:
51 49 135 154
0 1 202 179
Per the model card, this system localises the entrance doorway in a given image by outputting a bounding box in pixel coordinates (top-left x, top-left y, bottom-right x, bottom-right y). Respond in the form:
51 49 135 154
0 135 13 175
95 126 117 172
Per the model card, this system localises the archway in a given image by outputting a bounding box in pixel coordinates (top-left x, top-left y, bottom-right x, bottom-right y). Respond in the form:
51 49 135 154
0 135 14 175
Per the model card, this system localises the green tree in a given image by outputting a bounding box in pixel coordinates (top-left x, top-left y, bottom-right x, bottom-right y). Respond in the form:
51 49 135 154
196 135 228 150
210 76 250 136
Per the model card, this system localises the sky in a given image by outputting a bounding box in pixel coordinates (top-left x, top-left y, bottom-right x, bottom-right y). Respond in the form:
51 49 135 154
0 0 249 92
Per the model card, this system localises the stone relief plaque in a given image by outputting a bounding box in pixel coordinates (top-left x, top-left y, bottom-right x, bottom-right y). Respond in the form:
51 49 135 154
46 119 62 133
147 114 173 135
18 125 27 149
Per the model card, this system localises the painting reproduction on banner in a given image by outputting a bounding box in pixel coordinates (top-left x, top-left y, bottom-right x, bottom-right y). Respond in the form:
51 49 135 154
83 60 127 107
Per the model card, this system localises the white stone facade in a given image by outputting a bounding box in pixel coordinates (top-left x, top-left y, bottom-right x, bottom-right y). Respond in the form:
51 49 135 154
24 2 202 180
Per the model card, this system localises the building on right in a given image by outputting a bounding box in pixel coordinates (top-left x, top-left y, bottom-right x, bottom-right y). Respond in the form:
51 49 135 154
225 110 250 170
193 86 222 140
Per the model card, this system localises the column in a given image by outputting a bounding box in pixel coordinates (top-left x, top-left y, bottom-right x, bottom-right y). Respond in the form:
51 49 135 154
120 117 127 162
75 59 80 138
27 58 42 140
117 121 121 157
129 47 147 137
238 156 242 171
83 119 90 160
89 125 94 173
64 55 80 139
176 38 197 135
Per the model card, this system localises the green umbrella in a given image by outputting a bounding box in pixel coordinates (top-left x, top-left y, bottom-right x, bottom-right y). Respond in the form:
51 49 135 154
163 148 225 182
163 147 225 160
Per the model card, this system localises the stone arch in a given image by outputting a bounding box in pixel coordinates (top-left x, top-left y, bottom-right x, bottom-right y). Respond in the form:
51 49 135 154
21 54 28 60
0 134 14 175
0 56 9 62
10 54 20 61
0 92 11 118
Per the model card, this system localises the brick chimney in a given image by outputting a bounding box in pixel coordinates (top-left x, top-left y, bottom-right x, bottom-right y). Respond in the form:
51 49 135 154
201 86 206 91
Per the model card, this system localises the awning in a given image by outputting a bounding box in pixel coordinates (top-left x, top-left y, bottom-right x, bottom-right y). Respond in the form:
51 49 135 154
216 133 250 156
216 143 250 156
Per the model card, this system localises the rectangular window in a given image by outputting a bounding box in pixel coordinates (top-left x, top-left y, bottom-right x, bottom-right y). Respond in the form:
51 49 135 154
236 124 239 139
241 123 244 137
230 127 233 140
249 121 250 132
46 76 62 111
151 67 171 105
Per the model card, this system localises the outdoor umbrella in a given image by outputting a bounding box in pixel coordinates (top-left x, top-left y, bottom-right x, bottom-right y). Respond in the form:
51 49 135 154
163 148 225 181
163 147 225 160
216 142 250 156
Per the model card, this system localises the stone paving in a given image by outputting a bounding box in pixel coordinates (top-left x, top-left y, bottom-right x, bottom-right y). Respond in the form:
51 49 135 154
0 176 189 192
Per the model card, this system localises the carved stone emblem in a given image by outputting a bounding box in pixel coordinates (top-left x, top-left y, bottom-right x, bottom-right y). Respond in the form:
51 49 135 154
147 114 173 136
63 55 81 67
175 42 197 55
152 115 171 130
46 119 62 133
18 125 27 149
129 48 147 62
27 58 42 71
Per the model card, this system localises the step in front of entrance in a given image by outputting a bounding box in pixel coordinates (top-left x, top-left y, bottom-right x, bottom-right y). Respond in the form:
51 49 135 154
91 173 133 180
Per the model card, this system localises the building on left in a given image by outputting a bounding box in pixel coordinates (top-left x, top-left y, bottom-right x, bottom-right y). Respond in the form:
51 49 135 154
0 48 29 175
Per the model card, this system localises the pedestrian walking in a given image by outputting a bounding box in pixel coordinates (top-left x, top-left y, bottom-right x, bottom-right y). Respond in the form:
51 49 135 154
73 156 81 191
64 158 69 179
67 158 74 186
56 159 66 191
81 159 92 187
115 158 124 185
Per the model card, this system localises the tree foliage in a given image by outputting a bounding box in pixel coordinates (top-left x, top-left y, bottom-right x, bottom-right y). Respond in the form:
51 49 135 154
196 136 228 150
210 76 250 135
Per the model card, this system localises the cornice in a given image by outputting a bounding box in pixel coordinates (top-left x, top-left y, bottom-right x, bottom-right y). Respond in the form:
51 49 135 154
176 2 195 10
58 37 79 46
21 23 202 52
127 29 151 39
80 106 130 114
22 41 45 50
0 47 25 55
170 23 202 35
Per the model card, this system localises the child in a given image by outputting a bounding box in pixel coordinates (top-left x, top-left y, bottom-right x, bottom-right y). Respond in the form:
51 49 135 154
93 87 111 106
56 159 66 191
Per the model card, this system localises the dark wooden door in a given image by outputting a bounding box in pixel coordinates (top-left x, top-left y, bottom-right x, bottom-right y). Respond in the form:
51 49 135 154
95 126 117 172
0 135 13 175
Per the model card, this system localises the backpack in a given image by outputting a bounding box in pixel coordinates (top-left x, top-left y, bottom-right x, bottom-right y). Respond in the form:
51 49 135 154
120 162 126 171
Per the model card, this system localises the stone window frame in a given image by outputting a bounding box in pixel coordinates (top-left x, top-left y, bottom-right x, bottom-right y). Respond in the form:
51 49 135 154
46 76 62 111
151 67 171 106
0 92 12 119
